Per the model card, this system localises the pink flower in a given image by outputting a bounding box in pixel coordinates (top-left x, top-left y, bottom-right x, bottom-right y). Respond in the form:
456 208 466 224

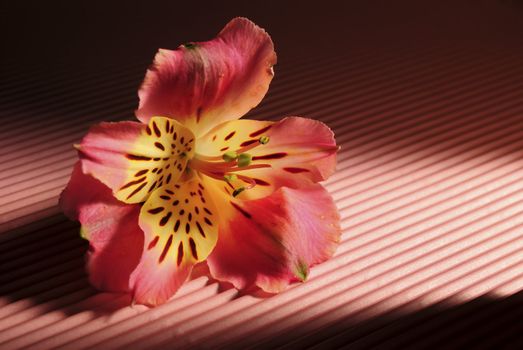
60 17 341 306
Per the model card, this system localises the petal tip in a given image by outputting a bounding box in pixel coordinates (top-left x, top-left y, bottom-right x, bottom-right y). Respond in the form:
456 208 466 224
293 260 309 282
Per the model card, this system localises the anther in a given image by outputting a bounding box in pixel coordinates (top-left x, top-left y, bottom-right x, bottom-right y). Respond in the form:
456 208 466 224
222 151 238 162
237 153 252 167
259 136 270 145
224 174 238 183
232 187 245 197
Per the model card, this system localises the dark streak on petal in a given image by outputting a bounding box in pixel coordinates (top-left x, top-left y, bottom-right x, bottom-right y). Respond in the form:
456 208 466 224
148 235 159 250
283 167 310 173
252 152 287 161
231 201 252 219
189 238 198 260
196 221 206 237
152 121 161 137
120 176 146 190
134 169 149 177
174 219 181 232
254 178 270 186
249 125 272 137
159 212 172 226
154 142 165 151
158 234 173 263
177 242 184 266
126 154 152 161
240 139 258 147
126 182 147 199
224 131 236 141
148 207 164 214
148 181 157 193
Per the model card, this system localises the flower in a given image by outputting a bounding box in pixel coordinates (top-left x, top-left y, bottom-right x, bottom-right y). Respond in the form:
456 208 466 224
60 17 341 306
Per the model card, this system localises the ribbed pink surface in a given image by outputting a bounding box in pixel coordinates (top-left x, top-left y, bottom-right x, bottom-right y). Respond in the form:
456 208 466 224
1 25 523 350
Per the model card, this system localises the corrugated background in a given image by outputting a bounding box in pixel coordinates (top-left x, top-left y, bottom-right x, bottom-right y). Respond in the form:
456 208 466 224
1 0 523 348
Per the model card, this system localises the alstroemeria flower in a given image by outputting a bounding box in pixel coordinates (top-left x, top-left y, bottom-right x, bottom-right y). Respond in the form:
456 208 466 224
60 17 341 306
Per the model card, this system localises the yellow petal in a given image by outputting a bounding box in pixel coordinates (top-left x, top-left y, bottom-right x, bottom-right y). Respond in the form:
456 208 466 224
139 175 219 267
115 117 195 203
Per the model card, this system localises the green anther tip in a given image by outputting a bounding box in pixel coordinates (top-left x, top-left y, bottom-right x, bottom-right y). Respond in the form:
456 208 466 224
259 136 270 145
222 151 238 162
183 42 197 49
237 153 252 167
223 174 237 183
232 187 245 197
294 260 309 282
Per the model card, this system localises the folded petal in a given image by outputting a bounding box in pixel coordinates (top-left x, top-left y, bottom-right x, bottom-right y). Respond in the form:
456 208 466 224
59 162 143 292
206 184 341 293
78 117 195 203
136 17 277 136
131 176 219 305
196 116 337 199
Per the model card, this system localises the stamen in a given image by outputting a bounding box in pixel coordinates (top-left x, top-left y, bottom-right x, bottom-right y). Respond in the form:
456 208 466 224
259 136 270 144
236 175 256 189
222 151 238 162
232 187 245 197
189 139 272 196
237 153 252 167
223 174 238 183
226 164 271 172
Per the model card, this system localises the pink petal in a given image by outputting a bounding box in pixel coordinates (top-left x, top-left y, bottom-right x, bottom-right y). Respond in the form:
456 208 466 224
129 251 192 306
206 184 341 293
130 177 219 306
136 17 277 136
59 162 143 292
78 117 195 204
196 116 338 200
260 116 338 181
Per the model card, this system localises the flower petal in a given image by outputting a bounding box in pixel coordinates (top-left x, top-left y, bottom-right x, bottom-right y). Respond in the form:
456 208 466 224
59 162 143 292
129 250 192 306
135 17 277 136
196 116 338 199
131 176 219 305
206 184 341 293
78 117 195 204
196 119 274 156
